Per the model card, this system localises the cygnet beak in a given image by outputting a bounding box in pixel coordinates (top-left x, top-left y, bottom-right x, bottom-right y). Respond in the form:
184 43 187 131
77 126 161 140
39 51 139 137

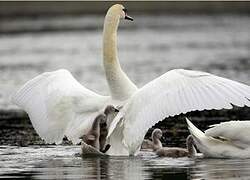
115 108 119 112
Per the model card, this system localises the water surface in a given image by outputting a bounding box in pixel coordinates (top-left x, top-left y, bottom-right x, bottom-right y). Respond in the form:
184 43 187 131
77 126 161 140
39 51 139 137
1 146 250 179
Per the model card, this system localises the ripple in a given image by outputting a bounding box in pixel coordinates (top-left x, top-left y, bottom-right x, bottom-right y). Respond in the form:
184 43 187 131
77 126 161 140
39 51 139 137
1 146 250 179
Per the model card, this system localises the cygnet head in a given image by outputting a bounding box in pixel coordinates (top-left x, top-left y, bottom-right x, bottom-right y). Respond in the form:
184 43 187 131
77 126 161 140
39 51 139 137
152 128 163 140
104 105 119 115
106 4 133 21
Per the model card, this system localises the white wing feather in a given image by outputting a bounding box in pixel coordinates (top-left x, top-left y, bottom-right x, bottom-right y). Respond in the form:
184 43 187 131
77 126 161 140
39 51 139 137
12 69 109 144
109 69 250 154
205 121 250 147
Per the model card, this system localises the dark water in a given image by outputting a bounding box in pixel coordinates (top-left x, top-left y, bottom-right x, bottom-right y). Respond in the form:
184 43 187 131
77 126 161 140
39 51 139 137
0 15 250 179
1 146 250 180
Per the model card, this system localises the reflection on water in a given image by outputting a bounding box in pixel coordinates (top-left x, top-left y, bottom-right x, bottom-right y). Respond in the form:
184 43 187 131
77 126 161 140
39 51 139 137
1 146 250 179
191 159 250 180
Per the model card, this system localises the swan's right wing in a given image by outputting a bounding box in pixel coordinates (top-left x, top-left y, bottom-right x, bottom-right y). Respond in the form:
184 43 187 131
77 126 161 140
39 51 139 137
108 69 250 154
12 69 109 144
205 121 250 148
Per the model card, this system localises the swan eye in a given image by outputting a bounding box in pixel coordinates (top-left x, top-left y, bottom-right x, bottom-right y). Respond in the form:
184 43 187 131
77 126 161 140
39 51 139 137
122 8 127 13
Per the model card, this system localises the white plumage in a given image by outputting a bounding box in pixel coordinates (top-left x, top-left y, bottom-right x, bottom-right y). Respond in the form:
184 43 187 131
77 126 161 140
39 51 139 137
12 69 110 144
205 121 250 149
107 69 250 155
186 118 250 158
12 4 250 156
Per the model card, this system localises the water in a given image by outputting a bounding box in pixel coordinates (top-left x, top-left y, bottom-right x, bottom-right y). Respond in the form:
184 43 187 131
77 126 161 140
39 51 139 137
0 15 250 179
1 146 250 179
0 15 249 110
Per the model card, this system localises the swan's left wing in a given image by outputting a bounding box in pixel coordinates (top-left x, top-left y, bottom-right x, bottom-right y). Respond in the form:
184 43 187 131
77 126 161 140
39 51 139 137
110 69 250 154
205 121 250 148
12 69 109 144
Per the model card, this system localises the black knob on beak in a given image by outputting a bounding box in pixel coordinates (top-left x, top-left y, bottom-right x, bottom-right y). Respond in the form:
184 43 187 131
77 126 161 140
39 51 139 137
123 8 134 21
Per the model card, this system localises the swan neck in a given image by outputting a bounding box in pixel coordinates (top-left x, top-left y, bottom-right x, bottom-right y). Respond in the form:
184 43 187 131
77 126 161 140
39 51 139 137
152 136 162 149
102 13 138 100
103 15 120 66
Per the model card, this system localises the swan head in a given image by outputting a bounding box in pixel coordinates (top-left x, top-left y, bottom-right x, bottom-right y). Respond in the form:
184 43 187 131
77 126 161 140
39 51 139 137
107 4 133 21
104 105 119 115
152 128 163 140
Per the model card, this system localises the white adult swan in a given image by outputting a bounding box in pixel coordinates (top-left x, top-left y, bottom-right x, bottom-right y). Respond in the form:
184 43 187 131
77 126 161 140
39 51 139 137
12 4 250 156
186 118 250 158
12 4 137 145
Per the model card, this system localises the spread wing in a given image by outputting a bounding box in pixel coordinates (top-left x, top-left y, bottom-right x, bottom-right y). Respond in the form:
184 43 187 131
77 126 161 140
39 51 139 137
109 69 250 154
205 121 250 148
12 69 109 144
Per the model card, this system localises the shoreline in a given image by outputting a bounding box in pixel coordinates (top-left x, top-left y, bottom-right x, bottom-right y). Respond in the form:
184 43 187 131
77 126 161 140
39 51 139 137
1 106 249 147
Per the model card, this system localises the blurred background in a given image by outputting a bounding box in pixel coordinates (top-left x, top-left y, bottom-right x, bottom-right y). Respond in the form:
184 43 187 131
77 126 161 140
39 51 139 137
1 1 250 17
0 1 249 145
0 3 250 179
1 1 250 108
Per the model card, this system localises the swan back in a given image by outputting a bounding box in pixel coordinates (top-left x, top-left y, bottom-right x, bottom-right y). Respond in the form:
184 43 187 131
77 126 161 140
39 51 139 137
156 147 189 158
205 121 250 148
186 118 250 158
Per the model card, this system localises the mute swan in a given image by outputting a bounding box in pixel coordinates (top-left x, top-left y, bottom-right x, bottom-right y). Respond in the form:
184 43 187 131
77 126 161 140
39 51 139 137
81 114 105 150
100 105 119 152
12 4 250 156
141 129 163 151
81 105 118 153
186 118 250 158
12 4 137 145
141 128 198 158
156 135 197 158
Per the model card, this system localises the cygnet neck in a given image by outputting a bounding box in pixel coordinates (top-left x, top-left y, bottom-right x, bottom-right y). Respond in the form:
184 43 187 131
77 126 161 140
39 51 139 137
92 116 102 132
152 133 162 149
186 135 196 157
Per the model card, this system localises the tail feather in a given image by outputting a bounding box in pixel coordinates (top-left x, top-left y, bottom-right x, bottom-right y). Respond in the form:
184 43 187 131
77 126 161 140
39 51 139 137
186 117 205 139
